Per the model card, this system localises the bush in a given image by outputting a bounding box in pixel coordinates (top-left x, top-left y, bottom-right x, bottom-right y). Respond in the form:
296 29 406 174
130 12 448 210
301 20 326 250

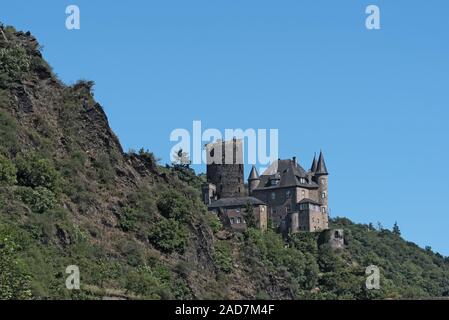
16 153 59 192
0 110 19 155
157 190 192 222
207 213 222 233
0 44 30 85
0 154 17 185
148 219 188 254
0 223 32 299
15 186 57 213
213 241 233 273
117 207 139 232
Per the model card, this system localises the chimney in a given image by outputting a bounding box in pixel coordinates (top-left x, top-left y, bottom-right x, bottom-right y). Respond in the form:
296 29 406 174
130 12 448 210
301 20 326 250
292 156 297 165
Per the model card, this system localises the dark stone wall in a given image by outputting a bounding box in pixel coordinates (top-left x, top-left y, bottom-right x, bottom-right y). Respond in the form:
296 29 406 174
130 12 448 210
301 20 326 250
206 139 244 199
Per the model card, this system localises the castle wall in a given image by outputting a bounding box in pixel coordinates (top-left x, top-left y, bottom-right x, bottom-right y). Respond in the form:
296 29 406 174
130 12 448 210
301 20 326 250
252 187 296 228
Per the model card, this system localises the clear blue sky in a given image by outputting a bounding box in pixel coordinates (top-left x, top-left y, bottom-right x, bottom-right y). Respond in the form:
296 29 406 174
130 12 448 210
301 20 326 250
2 1 448 255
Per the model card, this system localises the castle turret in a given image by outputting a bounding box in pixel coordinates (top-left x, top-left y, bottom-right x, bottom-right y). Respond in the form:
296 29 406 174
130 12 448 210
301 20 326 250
248 165 260 196
315 150 329 213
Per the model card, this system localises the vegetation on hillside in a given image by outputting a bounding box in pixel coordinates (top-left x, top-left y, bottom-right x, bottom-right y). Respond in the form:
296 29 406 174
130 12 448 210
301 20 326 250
0 24 448 300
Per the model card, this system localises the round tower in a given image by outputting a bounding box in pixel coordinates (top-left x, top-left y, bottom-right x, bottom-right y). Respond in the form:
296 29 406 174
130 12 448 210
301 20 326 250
248 165 260 196
315 151 329 213
206 139 245 199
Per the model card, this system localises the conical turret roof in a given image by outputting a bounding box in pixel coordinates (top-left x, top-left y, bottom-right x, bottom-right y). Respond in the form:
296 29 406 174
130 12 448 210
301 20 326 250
248 165 260 180
315 151 328 175
310 154 317 172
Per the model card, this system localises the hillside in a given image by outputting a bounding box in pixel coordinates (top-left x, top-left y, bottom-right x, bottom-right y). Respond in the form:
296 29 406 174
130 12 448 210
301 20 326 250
1 24 448 300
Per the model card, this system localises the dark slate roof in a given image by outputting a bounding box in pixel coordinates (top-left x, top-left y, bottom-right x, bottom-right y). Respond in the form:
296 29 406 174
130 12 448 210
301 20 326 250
298 198 321 205
253 159 319 190
248 165 260 180
310 154 318 172
208 196 266 209
315 151 328 175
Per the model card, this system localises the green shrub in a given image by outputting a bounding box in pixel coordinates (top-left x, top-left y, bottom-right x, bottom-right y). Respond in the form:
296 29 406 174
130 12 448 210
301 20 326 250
213 241 233 273
0 154 17 185
16 153 59 192
15 186 57 213
117 207 138 232
0 223 32 299
0 44 30 85
207 213 222 233
148 219 188 254
0 110 19 155
157 190 192 222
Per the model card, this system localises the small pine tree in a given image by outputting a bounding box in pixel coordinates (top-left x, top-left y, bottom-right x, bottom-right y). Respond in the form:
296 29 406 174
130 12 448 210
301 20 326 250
392 222 401 236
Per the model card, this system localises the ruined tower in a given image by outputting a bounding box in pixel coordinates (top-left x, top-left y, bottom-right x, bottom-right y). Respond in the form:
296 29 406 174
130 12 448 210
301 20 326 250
205 138 244 199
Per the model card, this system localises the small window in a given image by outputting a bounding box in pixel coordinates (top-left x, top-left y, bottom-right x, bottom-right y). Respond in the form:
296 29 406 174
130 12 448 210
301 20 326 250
321 192 326 199
286 190 291 198
237 217 241 224
261 206 265 212
301 190 305 196
271 192 276 200
236 208 240 213
230 218 235 224
286 205 291 213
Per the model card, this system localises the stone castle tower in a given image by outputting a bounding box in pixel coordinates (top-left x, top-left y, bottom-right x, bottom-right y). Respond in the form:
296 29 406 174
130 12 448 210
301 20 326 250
205 138 244 199
313 151 329 215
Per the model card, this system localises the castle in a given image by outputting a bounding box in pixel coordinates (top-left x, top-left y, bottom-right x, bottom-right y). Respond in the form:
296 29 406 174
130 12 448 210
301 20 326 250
202 139 329 234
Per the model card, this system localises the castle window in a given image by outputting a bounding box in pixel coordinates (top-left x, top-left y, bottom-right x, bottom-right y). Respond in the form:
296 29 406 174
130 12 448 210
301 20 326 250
322 207 326 213
271 192 276 200
237 217 241 224
230 218 235 224
236 208 240 213
286 190 291 198
300 178 306 184
321 192 326 199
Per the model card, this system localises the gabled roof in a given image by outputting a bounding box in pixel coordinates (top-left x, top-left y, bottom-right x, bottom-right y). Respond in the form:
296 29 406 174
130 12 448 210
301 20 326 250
254 159 319 190
208 196 266 209
248 165 260 180
315 151 328 175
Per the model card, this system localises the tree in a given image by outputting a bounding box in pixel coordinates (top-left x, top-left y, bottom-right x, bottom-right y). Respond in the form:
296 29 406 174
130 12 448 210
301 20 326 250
0 154 17 185
148 219 188 254
244 202 256 228
392 222 401 236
